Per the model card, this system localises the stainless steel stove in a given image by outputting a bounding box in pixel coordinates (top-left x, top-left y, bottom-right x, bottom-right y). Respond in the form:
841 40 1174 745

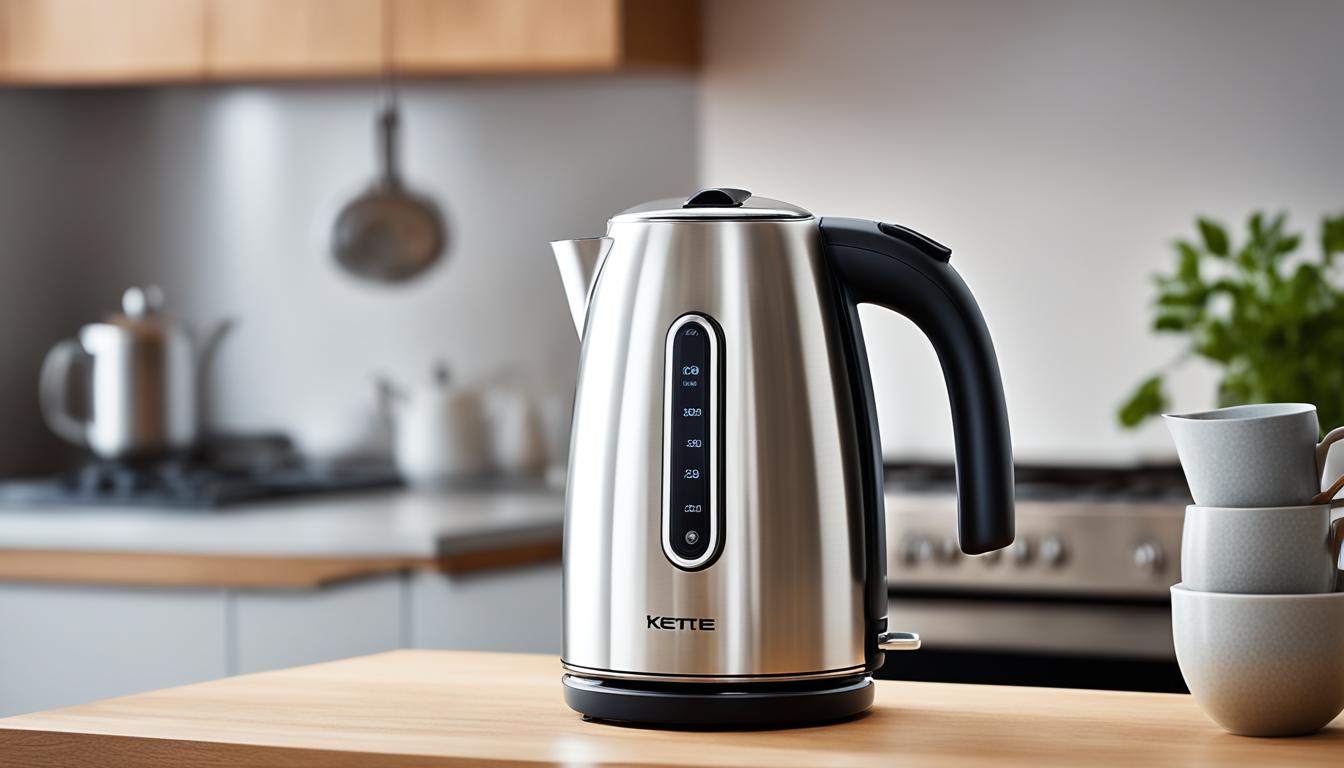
881 464 1189 692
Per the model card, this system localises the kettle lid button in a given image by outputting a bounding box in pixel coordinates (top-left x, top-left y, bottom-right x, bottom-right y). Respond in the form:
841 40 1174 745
683 188 752 208
121 285 165 317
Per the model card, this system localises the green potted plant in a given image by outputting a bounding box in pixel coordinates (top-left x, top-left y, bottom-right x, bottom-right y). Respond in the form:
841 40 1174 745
1118 211 1344 430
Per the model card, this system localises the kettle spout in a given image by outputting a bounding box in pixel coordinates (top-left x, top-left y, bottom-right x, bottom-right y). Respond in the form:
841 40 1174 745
551 237 613 336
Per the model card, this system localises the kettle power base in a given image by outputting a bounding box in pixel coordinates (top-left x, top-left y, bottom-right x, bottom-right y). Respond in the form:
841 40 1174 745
561 673 874 728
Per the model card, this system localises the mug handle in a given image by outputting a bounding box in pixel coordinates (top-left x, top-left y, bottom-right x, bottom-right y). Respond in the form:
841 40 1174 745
1331 518 1344 591
1314 426 1344 475
1314 473 1344 506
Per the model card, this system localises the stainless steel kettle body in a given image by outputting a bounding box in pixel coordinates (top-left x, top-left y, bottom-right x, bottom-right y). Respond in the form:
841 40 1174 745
554 189 1014 726
38 286 231 460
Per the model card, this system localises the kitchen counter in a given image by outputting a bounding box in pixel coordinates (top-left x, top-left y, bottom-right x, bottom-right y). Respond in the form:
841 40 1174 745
0 651 1337 767
0 489 562 588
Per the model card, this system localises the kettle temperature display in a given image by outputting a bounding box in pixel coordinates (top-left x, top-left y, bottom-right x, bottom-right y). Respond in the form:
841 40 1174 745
662 314 720 569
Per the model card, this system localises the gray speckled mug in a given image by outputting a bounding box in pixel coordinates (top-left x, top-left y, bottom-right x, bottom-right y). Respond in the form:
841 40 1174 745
1181 505 1344 594
1171 585 1344 737
1165 404 1344 507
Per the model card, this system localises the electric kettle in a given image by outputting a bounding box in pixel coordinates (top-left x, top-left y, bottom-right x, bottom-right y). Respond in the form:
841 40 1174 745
551 188 1015 726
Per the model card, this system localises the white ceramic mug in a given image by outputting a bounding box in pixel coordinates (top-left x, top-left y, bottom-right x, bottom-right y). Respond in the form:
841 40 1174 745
1171 584 1344 737
1165 403 1344 507
1181 505 1344 594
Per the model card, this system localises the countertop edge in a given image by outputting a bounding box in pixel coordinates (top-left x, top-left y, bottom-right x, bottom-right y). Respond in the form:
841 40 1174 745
0 538 562 590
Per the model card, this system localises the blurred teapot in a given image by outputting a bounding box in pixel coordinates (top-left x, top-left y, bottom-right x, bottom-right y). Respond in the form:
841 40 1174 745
382 363 491 487
39 286 233 459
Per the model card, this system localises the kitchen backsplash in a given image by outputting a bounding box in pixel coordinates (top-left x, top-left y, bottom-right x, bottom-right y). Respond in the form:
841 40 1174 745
0 77 696 474
5 0 1344 474
699 0 1344 464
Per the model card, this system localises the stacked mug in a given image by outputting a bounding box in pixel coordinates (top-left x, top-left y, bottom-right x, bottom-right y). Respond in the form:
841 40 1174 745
1167 403 1344 737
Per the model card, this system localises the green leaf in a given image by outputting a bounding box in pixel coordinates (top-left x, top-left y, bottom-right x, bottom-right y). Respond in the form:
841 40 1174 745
1174 239 1200 262
1274 234 1301 256
1198 217 1230 256
1178 241 1201 282
1118 375 1169 428
1156 291 1199 308
1322 214 1344 265
1154 315 1193 333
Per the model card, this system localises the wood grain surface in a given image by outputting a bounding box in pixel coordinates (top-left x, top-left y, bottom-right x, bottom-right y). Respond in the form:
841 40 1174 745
0 650 1340 767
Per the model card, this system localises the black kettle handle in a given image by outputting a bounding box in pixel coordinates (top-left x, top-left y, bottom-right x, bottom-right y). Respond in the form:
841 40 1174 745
820 217 1014 554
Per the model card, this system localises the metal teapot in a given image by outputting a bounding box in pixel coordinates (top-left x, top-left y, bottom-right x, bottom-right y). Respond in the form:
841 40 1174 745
39 286 233 459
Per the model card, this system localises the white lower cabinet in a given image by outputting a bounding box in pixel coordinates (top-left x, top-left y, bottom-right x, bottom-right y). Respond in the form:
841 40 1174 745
0 562 561 717
233 575 405 675
0 583 228 717
408 563 562 653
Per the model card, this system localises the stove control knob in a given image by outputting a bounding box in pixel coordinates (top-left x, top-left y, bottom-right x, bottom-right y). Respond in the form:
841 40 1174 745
1012 538 1033 565
902 536 934 564
1133 542 1165 572
1039 535 1066 567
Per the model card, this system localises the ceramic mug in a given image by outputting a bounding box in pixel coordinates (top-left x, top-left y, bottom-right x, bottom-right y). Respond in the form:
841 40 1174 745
1181 505 1344 594
1171 584 1344 737
1165 403 1344 507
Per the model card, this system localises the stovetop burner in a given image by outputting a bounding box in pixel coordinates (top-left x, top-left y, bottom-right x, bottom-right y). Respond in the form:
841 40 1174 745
0 434 401 509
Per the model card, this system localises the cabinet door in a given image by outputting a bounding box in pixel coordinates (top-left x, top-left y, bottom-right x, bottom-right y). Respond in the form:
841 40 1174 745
0 0 206 84
390 0 620 73
0 583 228 717
207 0 383 79
408 563 561 653
233 575 404 675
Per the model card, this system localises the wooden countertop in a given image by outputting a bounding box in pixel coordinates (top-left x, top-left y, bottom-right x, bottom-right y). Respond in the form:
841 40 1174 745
0 651 1339 767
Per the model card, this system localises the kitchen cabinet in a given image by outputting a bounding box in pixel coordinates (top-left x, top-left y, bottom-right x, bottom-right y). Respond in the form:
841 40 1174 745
207 0 384 79
390 0 697 74
0 0 207 84
408 562 561 653
232 575 405 675
0 583 227 717
0 565 560 716
0 0 697 86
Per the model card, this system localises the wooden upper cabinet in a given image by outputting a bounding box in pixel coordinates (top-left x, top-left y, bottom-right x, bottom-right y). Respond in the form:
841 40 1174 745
207 0 384 79
0 0 207 84
391 0 698 73
0 0 697 85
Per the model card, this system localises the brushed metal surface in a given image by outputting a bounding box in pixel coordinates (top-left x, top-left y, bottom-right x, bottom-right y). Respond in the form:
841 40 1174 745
84 324 196 458
562 215 872 679
887 492 1183 598
550 237 612 335
45 323 196 459
887 597 1176 659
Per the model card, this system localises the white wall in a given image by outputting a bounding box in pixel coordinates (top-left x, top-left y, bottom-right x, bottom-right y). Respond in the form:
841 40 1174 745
700 0 1344 464
2 77 696 470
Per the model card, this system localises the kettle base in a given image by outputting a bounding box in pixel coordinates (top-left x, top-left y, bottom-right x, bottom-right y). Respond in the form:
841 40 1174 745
561 673 874 728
